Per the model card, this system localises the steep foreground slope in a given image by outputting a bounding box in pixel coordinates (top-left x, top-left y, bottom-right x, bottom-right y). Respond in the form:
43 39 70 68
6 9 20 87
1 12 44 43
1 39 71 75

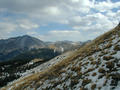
2 24 120 90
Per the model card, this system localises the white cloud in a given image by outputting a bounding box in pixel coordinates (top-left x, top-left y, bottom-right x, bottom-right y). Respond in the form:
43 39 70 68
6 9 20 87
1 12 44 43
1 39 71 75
106 10 116 17
0 0 120 41
0 19 39 39
43 6 61 16
27 31 37 35
71 0 80 3
94 0 120 12
34 30 84 41
18 19 39 30
0 22 16 32
116 10 120 20
50 30 80 34
49 30 80 37
58 20 69 24
71 16 82 23
0 22 17 39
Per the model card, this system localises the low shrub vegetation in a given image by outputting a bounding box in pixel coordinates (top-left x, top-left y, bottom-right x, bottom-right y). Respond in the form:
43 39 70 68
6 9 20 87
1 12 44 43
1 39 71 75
82 78 91 86
98 68 106 73
114 45 120 51
106 62 115 71
103 56 114 61
91 84 96 90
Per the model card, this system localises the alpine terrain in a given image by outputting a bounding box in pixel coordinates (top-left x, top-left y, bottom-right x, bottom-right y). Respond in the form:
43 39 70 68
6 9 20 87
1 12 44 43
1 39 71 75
0 35 85 88
2 23 120 90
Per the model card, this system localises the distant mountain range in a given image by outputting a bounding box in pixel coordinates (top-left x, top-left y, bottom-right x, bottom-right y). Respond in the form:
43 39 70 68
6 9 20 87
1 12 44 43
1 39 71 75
0 35 89 61
48 40 90 52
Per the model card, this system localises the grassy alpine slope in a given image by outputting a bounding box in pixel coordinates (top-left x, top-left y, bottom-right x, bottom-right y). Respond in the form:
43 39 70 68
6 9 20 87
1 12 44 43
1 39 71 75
2 24 120 90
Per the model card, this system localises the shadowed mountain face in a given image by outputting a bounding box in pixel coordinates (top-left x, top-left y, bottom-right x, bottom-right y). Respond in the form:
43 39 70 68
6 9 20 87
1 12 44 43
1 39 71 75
0 35 46 61
0 35 45 53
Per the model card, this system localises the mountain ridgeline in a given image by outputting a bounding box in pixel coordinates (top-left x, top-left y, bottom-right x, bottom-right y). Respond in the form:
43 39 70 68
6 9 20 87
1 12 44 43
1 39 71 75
0 35 45 53
0 35 46 61
0 35 86 61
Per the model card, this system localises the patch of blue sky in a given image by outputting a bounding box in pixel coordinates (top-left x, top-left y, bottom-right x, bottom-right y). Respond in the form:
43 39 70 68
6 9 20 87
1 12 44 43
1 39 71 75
0 10 27 20
112 8 120 12
38 23 72 31
111 0 120 3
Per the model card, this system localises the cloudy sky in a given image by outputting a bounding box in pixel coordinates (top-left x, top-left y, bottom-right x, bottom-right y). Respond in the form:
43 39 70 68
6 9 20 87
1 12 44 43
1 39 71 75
0 0 120 41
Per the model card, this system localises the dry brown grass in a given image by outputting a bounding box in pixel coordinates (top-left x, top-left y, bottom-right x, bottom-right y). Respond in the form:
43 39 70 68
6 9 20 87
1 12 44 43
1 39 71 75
70 79 79 87
106 61 115 70
82 62 89 66
71 66 81 72
98 68 106 73
82 78 91 86
92 72 97 76
103 56 114 61
91 84 96 90
104 43 112 49
84 68 95 75
110 51 117 55
77 71 83 77
58 69 66 74
88 56 94 61
2 24 120 90
114 45 120 51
